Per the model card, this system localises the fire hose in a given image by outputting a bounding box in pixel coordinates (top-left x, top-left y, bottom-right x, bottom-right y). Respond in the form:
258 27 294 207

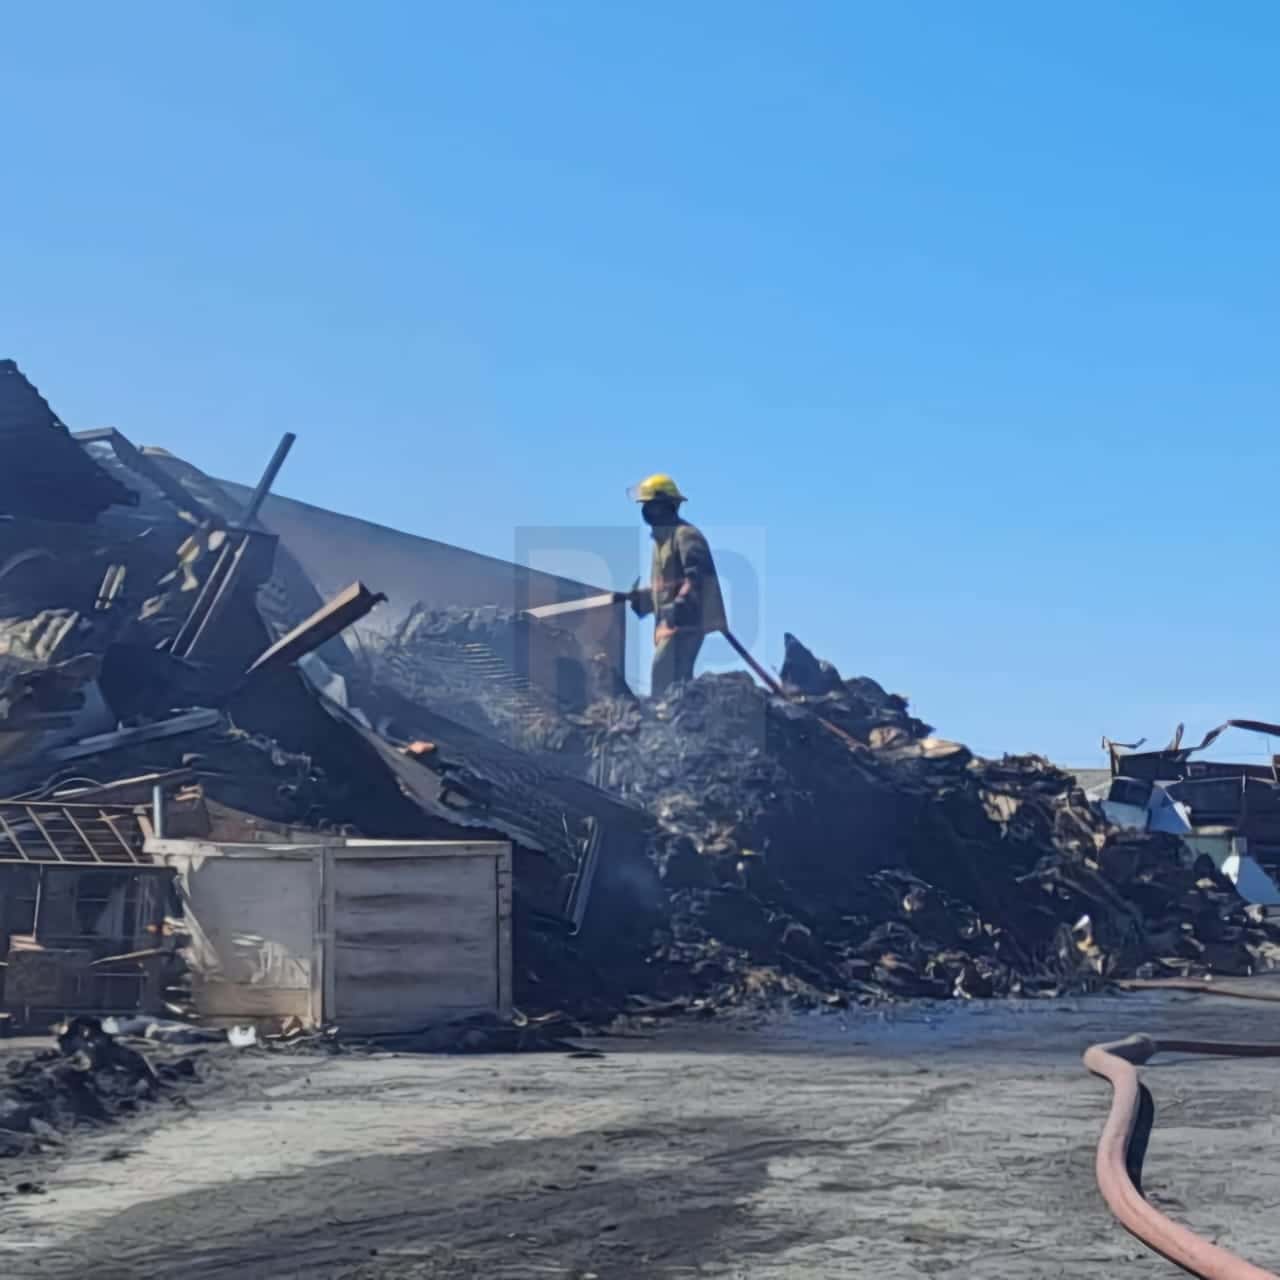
1085 1034 1280 1278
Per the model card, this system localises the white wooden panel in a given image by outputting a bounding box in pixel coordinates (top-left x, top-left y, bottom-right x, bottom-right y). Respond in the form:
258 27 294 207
330 852 499 1031
194 979 312 1020
496 847 512 1017
148 839 512 1034
164 853 319 1024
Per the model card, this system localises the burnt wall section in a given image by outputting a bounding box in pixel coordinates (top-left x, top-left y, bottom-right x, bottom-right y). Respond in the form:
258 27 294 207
126 450 336 664
359 605 630 760
213 480 626 693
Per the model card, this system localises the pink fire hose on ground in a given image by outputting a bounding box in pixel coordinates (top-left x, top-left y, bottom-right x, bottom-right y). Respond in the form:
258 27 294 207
1085 1034 1280 1278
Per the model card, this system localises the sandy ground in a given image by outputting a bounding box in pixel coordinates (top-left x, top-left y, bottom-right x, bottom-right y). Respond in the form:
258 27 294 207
2 993 1280 1278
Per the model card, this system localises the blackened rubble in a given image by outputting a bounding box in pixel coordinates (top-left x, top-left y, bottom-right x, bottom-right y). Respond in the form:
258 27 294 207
3 356 1279 1031
0 1017 200 1161
0 363 658 1029
370 617 1280 1011
554 639 1277 1007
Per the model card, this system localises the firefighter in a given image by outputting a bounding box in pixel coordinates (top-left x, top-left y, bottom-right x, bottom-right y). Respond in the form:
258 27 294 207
626 473 726 695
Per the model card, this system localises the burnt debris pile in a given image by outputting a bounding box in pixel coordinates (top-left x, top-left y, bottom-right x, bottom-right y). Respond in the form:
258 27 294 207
0 1017 198 1158
560 635 1280 1007
3 354 1278 1033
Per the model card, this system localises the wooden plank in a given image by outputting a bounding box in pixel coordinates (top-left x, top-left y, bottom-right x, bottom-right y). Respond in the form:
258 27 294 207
496 845 513 1017
244 581 386 677
330 851 502 1027
522 592 618 621
149 839 325 861
193 979 312 1019
331 854 493 896
333 1004 496 1036
334 928 493 975
335 840 511 859
319 849 333 1029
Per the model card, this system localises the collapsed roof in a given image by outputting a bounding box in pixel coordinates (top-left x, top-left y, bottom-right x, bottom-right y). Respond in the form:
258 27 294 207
0 365 654 948
0 361 136 522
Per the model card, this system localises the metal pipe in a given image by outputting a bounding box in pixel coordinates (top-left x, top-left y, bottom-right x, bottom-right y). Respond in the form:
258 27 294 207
1085 1033 1280 1278
720 626 786 697
720 626 864 753
243 431 297 523
1116 977 1280 1003
151 784 165 840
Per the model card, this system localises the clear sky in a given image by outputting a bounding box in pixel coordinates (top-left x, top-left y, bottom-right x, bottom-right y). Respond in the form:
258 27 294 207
4 2 1278 766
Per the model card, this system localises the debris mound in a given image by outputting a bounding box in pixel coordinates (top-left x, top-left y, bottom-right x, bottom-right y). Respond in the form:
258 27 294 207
0 1018 198 1158
3 357 1277 1034
560 639 1280 1010
307 608 1280 1012
779 632 934 741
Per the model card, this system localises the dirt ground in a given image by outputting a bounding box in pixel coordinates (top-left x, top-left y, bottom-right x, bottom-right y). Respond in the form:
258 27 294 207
3 993 1280 1279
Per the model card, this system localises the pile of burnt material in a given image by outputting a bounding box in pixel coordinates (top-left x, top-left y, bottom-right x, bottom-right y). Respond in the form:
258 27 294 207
0 362 663 1035
562 636 1280 1009
6 355 1276 1023
355 608 1280 1011
0 1018 199 1159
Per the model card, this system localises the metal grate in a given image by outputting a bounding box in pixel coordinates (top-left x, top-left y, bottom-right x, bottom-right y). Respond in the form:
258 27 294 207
0 802 148 865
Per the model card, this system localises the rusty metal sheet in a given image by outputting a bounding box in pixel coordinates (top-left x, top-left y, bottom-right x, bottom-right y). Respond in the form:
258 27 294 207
1164 776 1245 825
522 592 619 622
244 581 386 677
1106 719 1280 780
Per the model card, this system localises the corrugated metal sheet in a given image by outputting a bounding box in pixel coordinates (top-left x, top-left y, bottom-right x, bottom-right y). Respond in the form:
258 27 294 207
313 675 648 868
212 477 626 682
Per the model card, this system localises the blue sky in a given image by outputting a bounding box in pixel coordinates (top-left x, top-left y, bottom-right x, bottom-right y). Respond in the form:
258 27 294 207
3 2 1278 764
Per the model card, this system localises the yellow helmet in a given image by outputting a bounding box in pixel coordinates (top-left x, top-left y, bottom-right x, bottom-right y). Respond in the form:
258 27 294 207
628 473 686 504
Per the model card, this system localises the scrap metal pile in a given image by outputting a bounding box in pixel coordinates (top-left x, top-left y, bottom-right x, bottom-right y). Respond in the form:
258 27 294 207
3 355 1279 1030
